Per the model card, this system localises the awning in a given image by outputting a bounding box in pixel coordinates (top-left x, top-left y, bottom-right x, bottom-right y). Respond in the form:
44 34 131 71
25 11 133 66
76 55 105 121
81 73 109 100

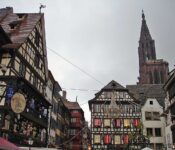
0 137 23 150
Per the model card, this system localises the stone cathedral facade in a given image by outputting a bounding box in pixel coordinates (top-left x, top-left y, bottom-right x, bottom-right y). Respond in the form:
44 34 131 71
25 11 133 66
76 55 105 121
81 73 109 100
138 11 169 84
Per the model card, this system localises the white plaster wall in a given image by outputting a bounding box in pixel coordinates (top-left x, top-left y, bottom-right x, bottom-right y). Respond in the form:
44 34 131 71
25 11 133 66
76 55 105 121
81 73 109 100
165 124 173 150
142 98 166 146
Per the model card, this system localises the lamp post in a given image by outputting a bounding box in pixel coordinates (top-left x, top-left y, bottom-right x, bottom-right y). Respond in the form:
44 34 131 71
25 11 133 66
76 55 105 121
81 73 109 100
28 137 33 150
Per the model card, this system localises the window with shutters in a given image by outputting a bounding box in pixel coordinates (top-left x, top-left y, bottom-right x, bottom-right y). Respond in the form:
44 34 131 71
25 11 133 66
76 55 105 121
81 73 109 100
124 135 129 144
133 119 139 128
104 135 111 144
114 135 121 144
94 118 101 127
115 119 121 128
124 119 130 128
94 135 100 144
104 119 110 127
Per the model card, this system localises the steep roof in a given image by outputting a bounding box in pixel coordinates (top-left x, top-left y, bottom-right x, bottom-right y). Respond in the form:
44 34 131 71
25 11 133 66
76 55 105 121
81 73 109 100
63 100 82 110
88 80 137 109
0 7 43 49
139 10 152 42
126 84 166 107
102 80 126 91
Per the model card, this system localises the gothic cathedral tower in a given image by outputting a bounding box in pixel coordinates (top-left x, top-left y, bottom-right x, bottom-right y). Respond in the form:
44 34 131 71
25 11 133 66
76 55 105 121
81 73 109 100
138 11 169 84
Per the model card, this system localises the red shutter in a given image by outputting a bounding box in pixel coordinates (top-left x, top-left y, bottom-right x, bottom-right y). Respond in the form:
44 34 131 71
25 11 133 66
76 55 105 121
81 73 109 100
133 119 139 128
94 119 101 127
104 135 111 144
115 119 121 127
124 135 128 144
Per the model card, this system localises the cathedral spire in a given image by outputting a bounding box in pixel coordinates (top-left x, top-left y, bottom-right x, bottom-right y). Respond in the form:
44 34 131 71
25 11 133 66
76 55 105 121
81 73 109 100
137 11 169 84
140 10 152 41
142 10 145 20
138 10 156 67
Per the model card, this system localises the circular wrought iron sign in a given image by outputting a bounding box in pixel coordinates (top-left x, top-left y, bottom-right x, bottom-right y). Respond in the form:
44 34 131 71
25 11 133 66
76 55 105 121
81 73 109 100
11 93 26 114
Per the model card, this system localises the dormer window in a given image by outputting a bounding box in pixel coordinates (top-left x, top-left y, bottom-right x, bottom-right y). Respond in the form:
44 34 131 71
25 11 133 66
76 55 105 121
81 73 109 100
9 21 21 30
150 100 153 105
17 14 26 20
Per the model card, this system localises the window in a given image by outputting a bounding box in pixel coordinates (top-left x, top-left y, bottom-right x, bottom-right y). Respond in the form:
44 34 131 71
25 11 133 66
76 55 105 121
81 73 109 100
133 119 139 128
3 115 10 130
104 135 111 144
71 118 80 123
153 112 160 120
150 101 153 105
145 112 160 120
19 62 26 77
147 128 153 136
114 135 121 144
35 28 40 47
124 135 129 144
155 128 161 137
34 53 40 67
94 119 101 127
70 129 76 135
72 110 79 113
124 119 130 128
71 118 76 123
149 72 153 84
104 119 110 127
145 112 152 120
94 104 101 112
160 71 164 84
115 119 121 128
94 135 100 144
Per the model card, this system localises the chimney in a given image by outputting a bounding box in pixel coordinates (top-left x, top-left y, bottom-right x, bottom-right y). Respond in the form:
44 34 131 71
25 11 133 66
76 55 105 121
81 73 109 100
0 7 13 22
62 90 67 99
0 7 13 14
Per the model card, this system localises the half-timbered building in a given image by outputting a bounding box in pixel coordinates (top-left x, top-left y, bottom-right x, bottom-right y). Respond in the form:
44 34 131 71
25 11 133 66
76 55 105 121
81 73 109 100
163 68 175 149
88 80 141 150
0 7 51 147
63 96 85 150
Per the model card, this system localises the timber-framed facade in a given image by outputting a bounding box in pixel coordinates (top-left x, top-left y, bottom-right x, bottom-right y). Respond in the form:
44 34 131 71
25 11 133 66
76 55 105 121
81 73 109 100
0 7 51 147
89 80 141 150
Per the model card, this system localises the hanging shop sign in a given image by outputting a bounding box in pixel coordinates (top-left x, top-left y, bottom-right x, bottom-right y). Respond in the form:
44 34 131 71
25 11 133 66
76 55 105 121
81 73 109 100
6 86 14 99
11 93 26 114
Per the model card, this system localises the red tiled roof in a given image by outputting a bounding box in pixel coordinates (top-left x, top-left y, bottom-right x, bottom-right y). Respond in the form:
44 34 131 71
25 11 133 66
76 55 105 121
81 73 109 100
0 7 43 48
63 100 81 110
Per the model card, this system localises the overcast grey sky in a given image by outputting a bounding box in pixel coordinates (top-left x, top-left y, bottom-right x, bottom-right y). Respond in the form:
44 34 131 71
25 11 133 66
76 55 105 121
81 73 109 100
1 0 175 123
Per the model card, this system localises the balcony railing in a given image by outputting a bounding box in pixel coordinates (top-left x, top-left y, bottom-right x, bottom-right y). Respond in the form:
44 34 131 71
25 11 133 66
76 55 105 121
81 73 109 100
22 107 48 128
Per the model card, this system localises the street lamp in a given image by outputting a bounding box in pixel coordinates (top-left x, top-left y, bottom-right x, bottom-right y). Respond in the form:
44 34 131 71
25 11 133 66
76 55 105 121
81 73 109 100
28 137 33 150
